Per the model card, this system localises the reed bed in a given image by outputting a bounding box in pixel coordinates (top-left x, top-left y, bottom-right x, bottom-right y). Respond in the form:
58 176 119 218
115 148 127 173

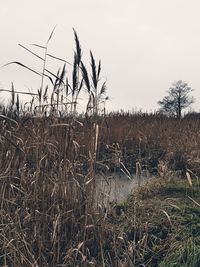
96 112 200 177
1 106 200 266
1 30 200 266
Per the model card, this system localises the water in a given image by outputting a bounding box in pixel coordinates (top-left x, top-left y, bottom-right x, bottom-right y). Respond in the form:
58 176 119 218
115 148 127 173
95 172 150 206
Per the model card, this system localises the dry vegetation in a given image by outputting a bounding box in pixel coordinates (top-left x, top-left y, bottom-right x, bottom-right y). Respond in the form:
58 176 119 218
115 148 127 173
0 30 200 266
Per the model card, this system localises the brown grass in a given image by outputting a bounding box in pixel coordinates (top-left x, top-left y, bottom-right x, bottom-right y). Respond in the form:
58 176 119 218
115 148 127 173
1 112 200 266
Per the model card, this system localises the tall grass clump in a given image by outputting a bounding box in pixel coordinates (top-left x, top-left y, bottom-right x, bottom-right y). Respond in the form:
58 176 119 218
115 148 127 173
0 29 110 266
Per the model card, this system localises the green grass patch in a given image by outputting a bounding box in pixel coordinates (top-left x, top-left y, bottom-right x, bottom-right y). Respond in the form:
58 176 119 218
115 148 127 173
114 177 200 266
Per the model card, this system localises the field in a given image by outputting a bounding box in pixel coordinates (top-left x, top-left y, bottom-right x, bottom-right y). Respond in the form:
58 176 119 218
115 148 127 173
0 31 200 266
0 110 200 266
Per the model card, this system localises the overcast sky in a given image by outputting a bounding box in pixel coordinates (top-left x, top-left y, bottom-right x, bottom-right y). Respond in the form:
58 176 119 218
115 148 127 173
1 0 200 112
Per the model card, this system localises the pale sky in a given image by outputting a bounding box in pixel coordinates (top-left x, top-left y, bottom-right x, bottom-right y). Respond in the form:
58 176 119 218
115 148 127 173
1 0 200 112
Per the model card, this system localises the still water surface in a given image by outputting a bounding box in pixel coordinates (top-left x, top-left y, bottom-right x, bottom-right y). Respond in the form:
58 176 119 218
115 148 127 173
95 172 150 206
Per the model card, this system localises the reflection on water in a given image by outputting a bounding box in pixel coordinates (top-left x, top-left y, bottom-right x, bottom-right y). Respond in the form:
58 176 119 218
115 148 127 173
95 172 150 206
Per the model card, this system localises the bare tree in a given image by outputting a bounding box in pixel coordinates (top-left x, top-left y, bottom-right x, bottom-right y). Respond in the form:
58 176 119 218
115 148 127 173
158 80 194 118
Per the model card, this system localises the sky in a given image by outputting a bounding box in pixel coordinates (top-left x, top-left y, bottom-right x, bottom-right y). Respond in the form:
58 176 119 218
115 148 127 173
1 0 200 112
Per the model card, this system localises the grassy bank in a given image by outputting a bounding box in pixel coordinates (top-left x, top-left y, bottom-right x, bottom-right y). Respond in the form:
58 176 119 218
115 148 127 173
106 176 200 266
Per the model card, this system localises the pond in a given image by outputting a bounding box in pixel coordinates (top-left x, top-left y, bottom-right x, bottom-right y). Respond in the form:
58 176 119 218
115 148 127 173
95 171 151 207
